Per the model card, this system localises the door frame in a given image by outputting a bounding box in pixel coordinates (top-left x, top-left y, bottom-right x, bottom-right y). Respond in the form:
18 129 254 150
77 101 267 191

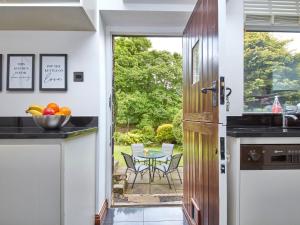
105 26 184 206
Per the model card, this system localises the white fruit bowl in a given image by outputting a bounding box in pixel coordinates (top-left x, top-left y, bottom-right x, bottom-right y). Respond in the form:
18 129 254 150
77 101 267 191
33 115 71 130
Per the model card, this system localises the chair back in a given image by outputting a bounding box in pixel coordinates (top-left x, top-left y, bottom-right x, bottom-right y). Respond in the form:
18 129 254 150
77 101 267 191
131 143 144 156
121 152 136 171
168 153 182 172
161 143 174 156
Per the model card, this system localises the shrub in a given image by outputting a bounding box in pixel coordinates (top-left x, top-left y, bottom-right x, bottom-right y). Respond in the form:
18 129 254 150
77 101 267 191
127 126 155 145
114 132 143 145
140 126 156 145
156 124 176 143
172 109 183 145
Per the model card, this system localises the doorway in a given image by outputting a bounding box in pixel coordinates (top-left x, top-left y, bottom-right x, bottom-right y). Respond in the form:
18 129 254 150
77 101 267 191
111 36 184 206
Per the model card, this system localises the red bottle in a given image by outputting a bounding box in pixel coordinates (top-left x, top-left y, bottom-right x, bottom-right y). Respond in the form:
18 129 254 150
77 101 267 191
272 96 282 113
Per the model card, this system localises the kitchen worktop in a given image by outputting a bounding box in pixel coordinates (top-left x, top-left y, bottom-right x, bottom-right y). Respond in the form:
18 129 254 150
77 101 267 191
0 126 98 139
0 116 98 139
227 114 300 137
227 127 300 137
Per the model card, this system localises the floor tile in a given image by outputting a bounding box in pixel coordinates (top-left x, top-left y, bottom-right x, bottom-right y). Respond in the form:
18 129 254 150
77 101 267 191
144 207 184 222
103 208 144 223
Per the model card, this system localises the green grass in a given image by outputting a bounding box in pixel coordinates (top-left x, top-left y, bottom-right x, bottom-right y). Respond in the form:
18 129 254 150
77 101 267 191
114 144 184 168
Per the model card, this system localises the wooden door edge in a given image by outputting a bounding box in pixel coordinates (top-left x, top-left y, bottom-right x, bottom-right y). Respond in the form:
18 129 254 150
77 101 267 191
183 205 197 225
95 199 108 225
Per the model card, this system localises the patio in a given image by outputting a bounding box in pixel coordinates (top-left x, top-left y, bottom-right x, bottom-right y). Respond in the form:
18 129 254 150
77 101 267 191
113 166 183 205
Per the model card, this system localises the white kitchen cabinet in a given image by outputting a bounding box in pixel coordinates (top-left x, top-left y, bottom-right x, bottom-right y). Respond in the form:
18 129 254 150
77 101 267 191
0 144 61 225
0 133 96 225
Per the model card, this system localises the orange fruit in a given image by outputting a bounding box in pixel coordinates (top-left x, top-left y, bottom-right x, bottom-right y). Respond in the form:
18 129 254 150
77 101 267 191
59 107 71 116
55 112 64 116
47 103 60 113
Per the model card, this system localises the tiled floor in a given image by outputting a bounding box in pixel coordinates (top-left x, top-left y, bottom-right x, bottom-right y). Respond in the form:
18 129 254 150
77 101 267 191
102 207 188 225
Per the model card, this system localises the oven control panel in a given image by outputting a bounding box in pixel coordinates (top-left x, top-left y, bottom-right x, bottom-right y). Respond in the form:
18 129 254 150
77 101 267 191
241 145 300 170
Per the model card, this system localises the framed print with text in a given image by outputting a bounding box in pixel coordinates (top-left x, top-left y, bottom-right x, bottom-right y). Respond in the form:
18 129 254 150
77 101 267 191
7 54 35 91
40 54 67 91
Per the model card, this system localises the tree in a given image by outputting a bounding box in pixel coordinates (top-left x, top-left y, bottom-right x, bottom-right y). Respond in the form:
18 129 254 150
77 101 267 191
244 32 300 111
114 37 182 129
172 109 183 145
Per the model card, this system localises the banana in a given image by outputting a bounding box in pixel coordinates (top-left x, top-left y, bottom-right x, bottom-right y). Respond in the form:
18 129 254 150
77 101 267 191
26 109 43 116
26 105 44 113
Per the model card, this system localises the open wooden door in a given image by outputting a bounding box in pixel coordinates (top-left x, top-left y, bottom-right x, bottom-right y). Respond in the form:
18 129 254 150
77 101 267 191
182 0 227 225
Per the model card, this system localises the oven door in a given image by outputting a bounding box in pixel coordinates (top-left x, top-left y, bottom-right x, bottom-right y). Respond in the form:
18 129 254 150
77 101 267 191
240 170 300 225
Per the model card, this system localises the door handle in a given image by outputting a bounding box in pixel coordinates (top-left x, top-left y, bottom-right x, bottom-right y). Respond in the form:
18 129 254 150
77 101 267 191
201 81 217 94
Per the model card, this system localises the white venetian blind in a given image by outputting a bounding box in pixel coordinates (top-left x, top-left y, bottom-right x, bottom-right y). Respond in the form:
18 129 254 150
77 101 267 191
245 0 300 30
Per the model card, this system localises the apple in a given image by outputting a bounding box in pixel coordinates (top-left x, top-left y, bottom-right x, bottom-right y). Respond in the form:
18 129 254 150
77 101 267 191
43 107 55 115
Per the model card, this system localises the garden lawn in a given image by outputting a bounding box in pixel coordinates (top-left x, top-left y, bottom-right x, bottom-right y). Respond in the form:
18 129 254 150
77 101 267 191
114 145 184 168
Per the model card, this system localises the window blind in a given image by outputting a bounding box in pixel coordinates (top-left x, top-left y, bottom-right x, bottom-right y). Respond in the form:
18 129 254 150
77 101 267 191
245 0 300 31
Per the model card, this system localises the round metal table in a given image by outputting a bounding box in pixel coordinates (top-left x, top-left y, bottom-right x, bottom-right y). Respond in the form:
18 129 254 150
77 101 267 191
136 150 168 183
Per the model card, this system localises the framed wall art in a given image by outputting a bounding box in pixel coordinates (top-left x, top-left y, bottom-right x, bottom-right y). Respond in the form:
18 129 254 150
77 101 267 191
40 54 68 91
7 54 35 91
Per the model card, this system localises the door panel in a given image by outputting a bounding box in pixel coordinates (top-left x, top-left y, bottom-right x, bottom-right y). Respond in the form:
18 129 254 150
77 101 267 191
183 121 219 225
183 0 222 225
183 0 219 124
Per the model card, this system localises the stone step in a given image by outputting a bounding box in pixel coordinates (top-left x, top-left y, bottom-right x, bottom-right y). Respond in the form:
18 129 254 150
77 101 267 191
113 180 128 195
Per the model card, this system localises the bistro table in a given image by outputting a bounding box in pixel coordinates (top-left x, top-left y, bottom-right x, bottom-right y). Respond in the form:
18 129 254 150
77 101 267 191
136 150 168 183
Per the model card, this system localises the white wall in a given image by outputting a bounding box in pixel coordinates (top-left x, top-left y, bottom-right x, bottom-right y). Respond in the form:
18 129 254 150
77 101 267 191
225 0 244 116
0 31 100 116
96 13 108 212
82 0 98 28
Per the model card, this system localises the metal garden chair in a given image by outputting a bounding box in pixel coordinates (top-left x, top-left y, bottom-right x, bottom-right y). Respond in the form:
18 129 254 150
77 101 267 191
121 152 149 188
131 143 147 164
154 153 183 189
156 143 174 164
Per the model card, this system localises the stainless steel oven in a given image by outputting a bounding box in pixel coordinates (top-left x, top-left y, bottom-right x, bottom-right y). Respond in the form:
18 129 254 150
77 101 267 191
239 145 300 225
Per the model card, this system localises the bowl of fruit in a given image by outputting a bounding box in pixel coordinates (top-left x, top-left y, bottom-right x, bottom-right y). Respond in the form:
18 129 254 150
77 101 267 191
26 103 72 130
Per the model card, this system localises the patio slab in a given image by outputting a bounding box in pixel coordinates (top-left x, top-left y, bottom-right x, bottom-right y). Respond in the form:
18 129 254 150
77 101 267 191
151 184 176 194
114 166 183 205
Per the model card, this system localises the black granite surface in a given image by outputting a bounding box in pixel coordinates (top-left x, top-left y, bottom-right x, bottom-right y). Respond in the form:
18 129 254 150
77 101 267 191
227 114 300 137
0 117 98 139
228 113 300 127
227 127 300 137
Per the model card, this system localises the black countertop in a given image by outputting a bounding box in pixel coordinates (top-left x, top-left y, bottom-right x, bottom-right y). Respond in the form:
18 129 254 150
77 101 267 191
227 114 300 137
0 127 98 139
227 127 300 137
0 117 98 139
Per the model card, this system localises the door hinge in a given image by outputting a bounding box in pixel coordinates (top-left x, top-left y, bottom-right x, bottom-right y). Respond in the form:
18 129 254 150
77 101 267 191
109 94 112 110
109 126 112 146
220 137 225 160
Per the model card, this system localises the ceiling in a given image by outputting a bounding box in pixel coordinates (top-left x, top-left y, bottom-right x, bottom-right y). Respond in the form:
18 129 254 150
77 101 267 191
100 0 196 34
101 10 190 33
123 0 197 4
0 6 95 31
